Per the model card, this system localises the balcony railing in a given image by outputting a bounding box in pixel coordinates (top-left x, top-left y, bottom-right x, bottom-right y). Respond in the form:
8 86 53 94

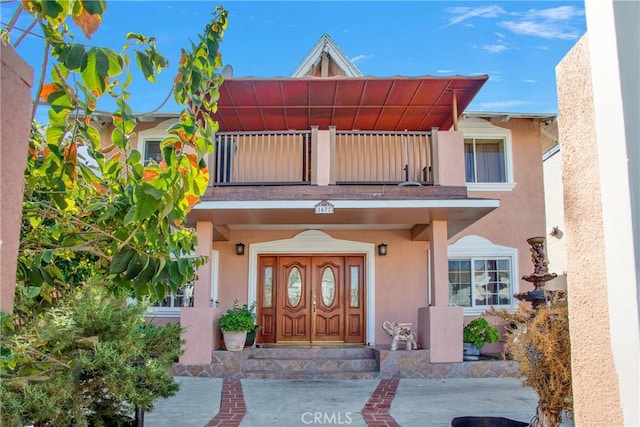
335 131 432 184
210 130 433 186
212 131 311 185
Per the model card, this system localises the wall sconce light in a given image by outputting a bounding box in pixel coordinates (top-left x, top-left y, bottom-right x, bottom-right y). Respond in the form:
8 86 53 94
377 243 388 256
235 243 245 256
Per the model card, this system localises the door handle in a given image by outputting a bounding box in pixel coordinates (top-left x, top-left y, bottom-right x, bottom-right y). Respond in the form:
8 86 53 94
312 295 316 313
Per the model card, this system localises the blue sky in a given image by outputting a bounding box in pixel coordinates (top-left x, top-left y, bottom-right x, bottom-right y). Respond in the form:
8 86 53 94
2 1 586 117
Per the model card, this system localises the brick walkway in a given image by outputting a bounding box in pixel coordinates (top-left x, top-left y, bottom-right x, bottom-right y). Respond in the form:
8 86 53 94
206 379 246 427
361 378 400 427
205 378 401 427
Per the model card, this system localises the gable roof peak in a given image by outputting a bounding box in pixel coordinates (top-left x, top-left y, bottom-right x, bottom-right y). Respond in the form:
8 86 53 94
291 33 363 78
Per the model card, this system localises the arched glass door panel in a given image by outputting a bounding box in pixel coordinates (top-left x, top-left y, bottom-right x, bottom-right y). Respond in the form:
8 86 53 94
287 267 302 307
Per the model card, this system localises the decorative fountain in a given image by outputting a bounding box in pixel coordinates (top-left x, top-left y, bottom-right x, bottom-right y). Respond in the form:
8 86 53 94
515 236 557 310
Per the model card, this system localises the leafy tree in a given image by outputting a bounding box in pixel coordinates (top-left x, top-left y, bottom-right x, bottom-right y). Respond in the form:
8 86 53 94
1 0 228 424
2 286 183 426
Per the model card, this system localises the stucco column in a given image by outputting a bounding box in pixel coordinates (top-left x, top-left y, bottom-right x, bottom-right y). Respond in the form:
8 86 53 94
431 128 465 187
1 42 34 314
313 126 332 186
419 220 463 362
180 221 220 364
429 220 448 306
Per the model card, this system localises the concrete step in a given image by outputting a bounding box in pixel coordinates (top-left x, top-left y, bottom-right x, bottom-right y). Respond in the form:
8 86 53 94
242 370 380 380
244 357 378 372
245 346 375 360
242 346 380 379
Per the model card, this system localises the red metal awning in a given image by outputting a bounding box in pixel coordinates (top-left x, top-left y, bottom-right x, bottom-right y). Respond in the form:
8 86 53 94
213 75 488 132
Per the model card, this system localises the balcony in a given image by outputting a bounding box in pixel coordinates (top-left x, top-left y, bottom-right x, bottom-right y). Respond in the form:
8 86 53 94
209 129 433 187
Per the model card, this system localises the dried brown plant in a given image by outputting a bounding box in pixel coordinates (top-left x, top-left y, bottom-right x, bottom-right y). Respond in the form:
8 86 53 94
486 292 573 427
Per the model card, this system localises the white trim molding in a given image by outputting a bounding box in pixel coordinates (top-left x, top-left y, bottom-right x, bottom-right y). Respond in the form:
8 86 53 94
194 199 500 211
291 33 363 78
247 230 376 345
210 249 220 307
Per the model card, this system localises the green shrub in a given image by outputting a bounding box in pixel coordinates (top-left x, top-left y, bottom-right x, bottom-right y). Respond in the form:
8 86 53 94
463 317 501 348
0 286 184 426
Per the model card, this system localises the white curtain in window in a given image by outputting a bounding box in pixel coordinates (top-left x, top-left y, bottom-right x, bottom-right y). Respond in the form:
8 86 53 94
464 143 475 182
475 141 505 182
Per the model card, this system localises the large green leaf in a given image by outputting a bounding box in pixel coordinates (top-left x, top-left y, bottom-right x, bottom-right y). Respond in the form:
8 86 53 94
135 257 158 285
153 283 166 303
41 0 66 25
62 44 86 70
105 50 123 77
109 247 135 274
133 185 161 220
80 48 109 95
123 253 147 280
83 0 107 15
47 90 74 114
135 51 155 82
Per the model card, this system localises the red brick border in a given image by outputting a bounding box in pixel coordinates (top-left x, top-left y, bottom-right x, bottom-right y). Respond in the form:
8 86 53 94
206 379 246 427
361 378 400 427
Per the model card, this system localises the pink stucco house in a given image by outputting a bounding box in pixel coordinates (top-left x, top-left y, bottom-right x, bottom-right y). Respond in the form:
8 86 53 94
134 34 557 377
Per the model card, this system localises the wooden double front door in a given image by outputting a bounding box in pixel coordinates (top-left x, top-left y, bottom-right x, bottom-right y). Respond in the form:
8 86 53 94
258 255 365 344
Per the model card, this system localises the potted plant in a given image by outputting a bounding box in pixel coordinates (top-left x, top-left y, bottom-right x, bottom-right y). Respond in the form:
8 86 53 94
218 300 257 351
245 323 262 347
463 317 501 361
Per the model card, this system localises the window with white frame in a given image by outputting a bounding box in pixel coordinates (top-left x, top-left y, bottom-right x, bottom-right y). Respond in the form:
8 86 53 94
135 118 176 166
143 139 162 165
464 137 506 183
459 117 515 191
449 258 511 307
152 283 195 309
448 235 518 314
148 250 219 317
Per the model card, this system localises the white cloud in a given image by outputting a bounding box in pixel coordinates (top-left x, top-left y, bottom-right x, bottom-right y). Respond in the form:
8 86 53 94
522 79 538 83
443 5 505 28
498 5 584 40
436 69 454 74
522 6 584 21
478 100 530 109
351 54 373 64
499 20 580 40
495 32 506 39
483 44 508 54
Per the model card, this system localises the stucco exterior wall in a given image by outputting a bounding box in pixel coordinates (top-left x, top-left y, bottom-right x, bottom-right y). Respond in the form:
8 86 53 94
556 34 623 426
433 130 465 186
213 228 429 347
1 42 34 313
542 147 568 290
453 118 547 295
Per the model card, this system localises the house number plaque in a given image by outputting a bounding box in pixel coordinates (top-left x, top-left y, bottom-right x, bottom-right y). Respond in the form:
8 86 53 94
314 200 334 214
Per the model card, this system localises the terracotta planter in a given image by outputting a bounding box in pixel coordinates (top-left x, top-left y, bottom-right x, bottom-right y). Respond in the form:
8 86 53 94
222 331 247 351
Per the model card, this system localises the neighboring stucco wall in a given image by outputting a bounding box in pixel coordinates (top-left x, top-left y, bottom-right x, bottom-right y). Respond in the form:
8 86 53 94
1 42 34 313
556 6 639 420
